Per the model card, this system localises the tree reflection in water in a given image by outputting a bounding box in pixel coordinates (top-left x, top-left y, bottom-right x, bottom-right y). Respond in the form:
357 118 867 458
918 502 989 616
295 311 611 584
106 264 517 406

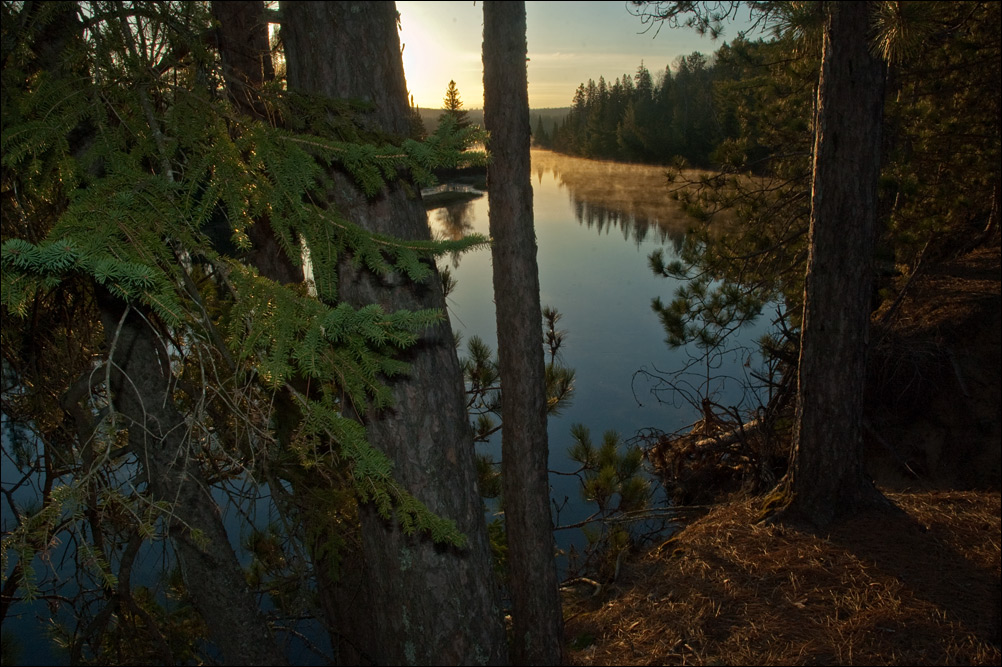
430 198 478 267
532 149 694 250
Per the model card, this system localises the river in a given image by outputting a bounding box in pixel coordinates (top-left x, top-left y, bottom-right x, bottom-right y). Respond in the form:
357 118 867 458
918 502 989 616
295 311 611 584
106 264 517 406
428 149 774 547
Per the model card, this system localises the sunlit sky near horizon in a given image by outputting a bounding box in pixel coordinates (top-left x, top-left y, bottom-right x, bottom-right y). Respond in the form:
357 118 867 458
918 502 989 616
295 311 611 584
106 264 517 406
397 1 761 110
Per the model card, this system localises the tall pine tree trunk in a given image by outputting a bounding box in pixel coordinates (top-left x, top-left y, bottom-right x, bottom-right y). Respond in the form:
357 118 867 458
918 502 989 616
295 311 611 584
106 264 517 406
209 5 374 663
281 3 508 664
779 1 889 528
483 2 565 663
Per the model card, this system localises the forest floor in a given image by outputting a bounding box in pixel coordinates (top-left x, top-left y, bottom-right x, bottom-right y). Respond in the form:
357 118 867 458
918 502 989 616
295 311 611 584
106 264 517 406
562 242 1001 665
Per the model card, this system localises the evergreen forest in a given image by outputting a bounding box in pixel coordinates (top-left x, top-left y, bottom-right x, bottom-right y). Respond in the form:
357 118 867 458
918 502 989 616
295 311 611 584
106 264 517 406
536 52 725 167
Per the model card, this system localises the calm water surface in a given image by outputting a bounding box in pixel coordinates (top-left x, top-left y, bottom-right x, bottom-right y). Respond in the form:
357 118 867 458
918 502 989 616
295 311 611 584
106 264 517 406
429 150 772 533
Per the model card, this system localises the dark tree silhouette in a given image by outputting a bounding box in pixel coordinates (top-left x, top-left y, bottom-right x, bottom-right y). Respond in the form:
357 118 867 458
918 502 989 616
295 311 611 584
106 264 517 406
483 1 565 663
441 78 471 129
775 0 890 528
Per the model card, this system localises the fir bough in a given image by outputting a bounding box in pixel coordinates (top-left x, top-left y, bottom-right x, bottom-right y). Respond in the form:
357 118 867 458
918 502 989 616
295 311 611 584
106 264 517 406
1 1 486 603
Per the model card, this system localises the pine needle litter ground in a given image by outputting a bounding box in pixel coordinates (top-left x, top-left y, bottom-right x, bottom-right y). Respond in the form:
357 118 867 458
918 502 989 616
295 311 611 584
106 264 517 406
563 491 1000 665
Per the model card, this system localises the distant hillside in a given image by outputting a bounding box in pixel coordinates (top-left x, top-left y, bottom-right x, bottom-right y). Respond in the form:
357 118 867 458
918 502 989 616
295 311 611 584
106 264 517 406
415 107 570 135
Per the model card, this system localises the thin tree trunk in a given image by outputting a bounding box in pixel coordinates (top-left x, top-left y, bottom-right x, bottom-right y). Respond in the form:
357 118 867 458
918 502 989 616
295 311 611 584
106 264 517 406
483 2 565 664
281 3 508 664
780 1 890 528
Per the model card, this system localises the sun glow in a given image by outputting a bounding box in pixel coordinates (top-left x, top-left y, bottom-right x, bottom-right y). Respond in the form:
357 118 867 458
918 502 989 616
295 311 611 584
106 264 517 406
397 2 484 110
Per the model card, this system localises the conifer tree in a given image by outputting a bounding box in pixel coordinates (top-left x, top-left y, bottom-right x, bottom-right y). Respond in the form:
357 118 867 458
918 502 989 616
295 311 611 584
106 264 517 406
534 114 550 146
773 0 890 528
629 0 1000 528
441 78 471 129
410 94 428 139
1 4 285 662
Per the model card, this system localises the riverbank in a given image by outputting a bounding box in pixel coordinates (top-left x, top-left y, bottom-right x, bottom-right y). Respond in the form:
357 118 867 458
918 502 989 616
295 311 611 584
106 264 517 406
564 242 1001 665
564 490 1000 665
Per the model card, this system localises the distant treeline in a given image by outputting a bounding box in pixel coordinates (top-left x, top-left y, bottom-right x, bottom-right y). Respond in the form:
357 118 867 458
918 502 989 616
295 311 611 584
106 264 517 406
414 107 570 135
534 37 792 169
415 106 484 132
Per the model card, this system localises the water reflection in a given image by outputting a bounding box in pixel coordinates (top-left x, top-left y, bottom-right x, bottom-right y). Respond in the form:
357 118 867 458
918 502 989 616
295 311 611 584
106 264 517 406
429 199 479 268
430 199 477 241
573 198 685 251
532 148 691 250
427 149 776 580
429 150 697 251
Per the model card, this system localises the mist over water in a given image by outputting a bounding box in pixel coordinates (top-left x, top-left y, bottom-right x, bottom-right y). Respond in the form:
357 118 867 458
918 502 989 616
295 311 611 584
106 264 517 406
429 149 774 550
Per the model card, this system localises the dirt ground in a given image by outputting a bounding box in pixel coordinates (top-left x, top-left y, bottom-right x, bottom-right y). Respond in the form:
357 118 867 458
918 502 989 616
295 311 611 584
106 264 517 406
563 243 1001 665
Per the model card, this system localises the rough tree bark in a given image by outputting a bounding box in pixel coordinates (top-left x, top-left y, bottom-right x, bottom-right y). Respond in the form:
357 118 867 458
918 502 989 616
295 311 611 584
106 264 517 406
281 3 508 664
211 1 273 114
482 2 565 664
777 0 890 529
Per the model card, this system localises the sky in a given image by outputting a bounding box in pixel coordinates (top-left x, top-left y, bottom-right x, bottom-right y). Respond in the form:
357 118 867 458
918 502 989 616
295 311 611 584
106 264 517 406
397 1 761 110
